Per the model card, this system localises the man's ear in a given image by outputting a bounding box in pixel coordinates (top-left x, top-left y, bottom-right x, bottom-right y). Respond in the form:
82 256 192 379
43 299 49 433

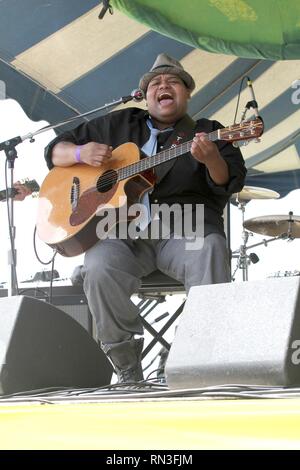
185 87 191 100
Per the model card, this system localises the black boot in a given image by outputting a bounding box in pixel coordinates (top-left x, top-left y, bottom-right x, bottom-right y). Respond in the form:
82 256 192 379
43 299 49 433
102 338 144 384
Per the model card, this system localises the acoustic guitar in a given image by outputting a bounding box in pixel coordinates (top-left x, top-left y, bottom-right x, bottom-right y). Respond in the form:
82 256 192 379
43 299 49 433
36 118 264 257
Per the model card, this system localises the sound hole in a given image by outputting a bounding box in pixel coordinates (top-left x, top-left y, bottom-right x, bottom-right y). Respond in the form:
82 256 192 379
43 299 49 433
96 170 118 193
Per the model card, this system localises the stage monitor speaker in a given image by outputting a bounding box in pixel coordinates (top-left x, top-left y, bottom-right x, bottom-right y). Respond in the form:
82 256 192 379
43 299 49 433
165 277 300 389
0 295 113 395
0 286 96 338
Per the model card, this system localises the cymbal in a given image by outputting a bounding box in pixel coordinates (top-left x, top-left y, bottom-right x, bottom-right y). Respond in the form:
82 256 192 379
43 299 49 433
231 186 280 202
244 214 300 238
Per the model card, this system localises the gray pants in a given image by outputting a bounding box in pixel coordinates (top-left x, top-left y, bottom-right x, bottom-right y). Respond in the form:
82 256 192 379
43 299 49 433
82 233 230 344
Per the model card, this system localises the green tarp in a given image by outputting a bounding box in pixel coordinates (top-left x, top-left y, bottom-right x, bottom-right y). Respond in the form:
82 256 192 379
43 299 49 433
112 0 300 60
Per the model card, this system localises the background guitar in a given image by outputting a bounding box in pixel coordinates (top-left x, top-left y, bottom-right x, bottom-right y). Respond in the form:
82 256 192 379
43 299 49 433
0 179 40 202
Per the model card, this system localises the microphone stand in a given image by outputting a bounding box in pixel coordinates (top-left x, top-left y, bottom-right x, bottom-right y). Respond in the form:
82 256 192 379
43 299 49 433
0 91 139 296
3 144 18 296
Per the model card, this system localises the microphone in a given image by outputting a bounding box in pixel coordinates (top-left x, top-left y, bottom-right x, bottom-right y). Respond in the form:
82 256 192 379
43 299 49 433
121 89 145 105
131 88 145 102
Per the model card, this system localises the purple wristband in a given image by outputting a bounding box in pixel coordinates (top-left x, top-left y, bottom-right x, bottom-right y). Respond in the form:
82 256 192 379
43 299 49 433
75 145 82 163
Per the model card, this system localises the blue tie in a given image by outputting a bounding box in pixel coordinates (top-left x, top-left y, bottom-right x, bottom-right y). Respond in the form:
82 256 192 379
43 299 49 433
138 120 173 230
141 121 161 157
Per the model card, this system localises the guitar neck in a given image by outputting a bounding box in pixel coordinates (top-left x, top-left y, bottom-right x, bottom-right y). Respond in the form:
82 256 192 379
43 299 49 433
116 118 264 180
118 129 220 180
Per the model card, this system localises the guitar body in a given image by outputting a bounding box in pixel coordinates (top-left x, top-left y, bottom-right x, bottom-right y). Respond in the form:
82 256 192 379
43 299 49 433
36 143 154 257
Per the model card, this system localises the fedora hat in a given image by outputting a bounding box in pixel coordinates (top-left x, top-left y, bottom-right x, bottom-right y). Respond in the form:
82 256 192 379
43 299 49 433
139 53 195 94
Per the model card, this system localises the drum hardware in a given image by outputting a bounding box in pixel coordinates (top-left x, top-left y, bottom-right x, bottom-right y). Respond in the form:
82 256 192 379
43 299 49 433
232 211 299 281
231 232 287 282
230 186 281 282
231 196 259 282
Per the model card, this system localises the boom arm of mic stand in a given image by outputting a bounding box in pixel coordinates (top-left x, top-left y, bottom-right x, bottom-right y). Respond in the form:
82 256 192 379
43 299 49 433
0 93 135 152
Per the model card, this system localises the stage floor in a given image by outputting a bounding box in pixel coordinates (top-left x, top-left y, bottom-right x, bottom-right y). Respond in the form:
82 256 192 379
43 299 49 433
1 394 300 449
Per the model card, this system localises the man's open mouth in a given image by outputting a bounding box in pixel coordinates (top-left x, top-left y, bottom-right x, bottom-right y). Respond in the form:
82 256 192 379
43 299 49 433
158 93 174 106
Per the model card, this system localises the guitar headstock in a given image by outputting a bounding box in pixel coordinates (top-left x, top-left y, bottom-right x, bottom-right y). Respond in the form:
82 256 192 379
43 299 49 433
219 118 264 143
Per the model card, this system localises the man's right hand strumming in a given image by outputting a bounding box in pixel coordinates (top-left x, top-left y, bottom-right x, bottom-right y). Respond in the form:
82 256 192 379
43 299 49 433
52 141 112 167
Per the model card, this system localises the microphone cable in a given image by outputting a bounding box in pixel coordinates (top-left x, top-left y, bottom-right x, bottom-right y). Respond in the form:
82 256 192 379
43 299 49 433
233 75 248 124
33 225 57 304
